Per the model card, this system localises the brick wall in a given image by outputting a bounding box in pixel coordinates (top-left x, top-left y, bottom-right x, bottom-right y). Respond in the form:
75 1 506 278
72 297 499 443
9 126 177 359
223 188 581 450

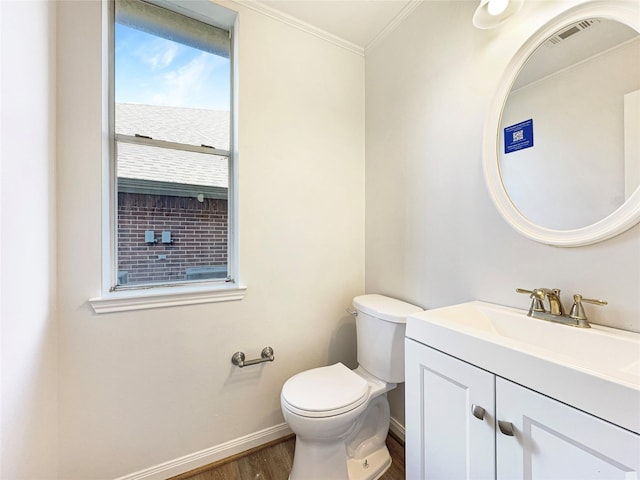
118 192 228 285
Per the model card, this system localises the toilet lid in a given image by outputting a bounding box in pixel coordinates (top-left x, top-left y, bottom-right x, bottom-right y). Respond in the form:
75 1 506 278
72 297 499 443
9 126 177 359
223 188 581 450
281 363 369 417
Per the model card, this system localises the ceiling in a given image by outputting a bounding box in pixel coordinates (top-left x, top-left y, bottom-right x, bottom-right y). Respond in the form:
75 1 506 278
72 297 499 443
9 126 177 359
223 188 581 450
512 18 639 89
251 0 416 49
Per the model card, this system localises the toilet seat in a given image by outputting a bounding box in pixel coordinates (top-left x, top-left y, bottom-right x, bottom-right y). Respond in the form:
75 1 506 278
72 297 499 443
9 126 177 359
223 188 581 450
281 363 369 418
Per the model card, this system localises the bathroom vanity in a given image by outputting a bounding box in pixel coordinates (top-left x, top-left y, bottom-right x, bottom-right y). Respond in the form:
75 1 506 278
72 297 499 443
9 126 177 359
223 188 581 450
404 301 640 479
405 0 640 474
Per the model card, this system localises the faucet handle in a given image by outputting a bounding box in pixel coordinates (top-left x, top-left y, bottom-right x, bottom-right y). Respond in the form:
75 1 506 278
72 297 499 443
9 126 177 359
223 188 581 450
580 296 608 306
516 288 546 302
516 288 533 295
569 294 607 323
516 288 546 315
516 288 544 299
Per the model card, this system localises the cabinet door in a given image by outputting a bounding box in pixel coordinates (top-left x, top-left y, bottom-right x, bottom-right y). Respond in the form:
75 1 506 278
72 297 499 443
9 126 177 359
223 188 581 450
406 340 496 480
496 377 640 479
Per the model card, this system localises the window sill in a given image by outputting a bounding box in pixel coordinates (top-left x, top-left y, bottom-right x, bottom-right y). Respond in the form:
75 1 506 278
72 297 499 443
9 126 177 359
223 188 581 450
89 283 247 314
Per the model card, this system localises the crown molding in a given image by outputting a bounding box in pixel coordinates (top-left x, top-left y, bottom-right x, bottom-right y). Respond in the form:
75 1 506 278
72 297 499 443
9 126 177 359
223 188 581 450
365 0 423 53
230 0 365 56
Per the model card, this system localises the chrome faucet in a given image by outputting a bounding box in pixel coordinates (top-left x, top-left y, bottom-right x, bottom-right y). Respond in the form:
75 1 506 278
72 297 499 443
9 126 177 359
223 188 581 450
516 288 607 328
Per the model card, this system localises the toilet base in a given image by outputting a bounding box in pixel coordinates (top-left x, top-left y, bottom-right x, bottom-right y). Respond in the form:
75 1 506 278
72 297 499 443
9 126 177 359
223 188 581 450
288 441 391 480
347 444 392 480
287 394 392 480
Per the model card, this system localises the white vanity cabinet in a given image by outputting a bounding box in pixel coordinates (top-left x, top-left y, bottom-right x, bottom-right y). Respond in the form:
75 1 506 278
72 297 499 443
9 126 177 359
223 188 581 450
405 339 640 480
405 339 496 479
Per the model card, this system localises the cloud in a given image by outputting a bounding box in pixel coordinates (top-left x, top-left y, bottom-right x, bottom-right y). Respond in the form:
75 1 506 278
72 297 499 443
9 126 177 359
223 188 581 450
116 26 230 110
137 39 180 71
150 52 227 109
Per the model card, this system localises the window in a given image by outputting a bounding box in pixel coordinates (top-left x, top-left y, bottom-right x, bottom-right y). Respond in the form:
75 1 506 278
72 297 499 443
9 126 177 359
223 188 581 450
93 0 241 312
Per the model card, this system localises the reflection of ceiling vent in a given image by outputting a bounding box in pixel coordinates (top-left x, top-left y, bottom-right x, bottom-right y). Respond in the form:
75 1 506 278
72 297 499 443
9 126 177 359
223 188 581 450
544 18 600 47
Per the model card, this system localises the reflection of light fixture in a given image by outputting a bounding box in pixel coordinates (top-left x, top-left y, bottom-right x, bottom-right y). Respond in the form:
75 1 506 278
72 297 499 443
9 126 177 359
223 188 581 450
473 0 524 29
487 0 508 15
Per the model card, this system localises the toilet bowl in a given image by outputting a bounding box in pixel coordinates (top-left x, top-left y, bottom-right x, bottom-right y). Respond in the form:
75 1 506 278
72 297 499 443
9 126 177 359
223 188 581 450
280 294 423 480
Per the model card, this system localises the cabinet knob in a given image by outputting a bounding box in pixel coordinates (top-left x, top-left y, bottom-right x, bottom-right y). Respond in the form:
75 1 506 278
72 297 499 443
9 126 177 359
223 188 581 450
471 404 486 420
498 420 515 436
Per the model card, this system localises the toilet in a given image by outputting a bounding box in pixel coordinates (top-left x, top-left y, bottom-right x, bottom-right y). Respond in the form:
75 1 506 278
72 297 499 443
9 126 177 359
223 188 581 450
280 294 423 480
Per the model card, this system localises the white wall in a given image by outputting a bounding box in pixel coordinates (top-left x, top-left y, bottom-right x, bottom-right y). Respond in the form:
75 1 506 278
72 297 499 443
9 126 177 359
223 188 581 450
365 0 640 425
56 1 364 478
0 1 58 477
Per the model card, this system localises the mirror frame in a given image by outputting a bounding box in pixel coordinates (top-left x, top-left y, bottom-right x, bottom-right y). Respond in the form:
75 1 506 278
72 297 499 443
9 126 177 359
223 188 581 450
483 1 640 247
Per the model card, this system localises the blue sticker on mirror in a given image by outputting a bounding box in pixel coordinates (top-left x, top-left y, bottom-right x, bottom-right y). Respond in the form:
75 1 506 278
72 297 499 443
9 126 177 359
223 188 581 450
504 119 534 154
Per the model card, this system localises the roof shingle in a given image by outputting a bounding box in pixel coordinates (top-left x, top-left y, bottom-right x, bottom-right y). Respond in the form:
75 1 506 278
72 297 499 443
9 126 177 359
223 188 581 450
116 103 229 188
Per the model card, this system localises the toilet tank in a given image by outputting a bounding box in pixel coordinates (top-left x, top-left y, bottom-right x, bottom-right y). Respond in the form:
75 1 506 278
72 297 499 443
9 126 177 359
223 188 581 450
353 294 423 383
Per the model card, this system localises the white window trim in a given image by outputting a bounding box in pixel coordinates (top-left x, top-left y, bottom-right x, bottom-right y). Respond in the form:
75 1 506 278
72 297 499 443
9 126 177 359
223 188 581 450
90 0 243 314
90 284 247 314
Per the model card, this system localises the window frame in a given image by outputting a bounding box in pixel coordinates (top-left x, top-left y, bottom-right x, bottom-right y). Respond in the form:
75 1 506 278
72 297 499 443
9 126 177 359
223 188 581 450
90 0 244 314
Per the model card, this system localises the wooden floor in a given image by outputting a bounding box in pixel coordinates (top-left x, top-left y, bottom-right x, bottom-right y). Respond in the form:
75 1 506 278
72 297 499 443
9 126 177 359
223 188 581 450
171 433 404 480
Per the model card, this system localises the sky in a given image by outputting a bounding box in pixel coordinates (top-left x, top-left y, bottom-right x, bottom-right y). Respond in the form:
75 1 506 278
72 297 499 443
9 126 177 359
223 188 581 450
115 24 230 111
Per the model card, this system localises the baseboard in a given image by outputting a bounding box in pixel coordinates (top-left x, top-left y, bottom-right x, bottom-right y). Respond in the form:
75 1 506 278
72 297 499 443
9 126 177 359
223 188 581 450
389 416 405 442
114 423 293 480
116 416 403 479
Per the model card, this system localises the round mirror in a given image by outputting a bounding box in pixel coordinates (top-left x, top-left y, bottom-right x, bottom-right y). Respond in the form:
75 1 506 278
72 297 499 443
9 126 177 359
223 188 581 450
483 2 640 246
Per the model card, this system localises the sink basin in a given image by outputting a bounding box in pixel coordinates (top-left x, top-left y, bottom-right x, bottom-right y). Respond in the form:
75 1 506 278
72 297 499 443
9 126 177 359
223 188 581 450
406 301 640 433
